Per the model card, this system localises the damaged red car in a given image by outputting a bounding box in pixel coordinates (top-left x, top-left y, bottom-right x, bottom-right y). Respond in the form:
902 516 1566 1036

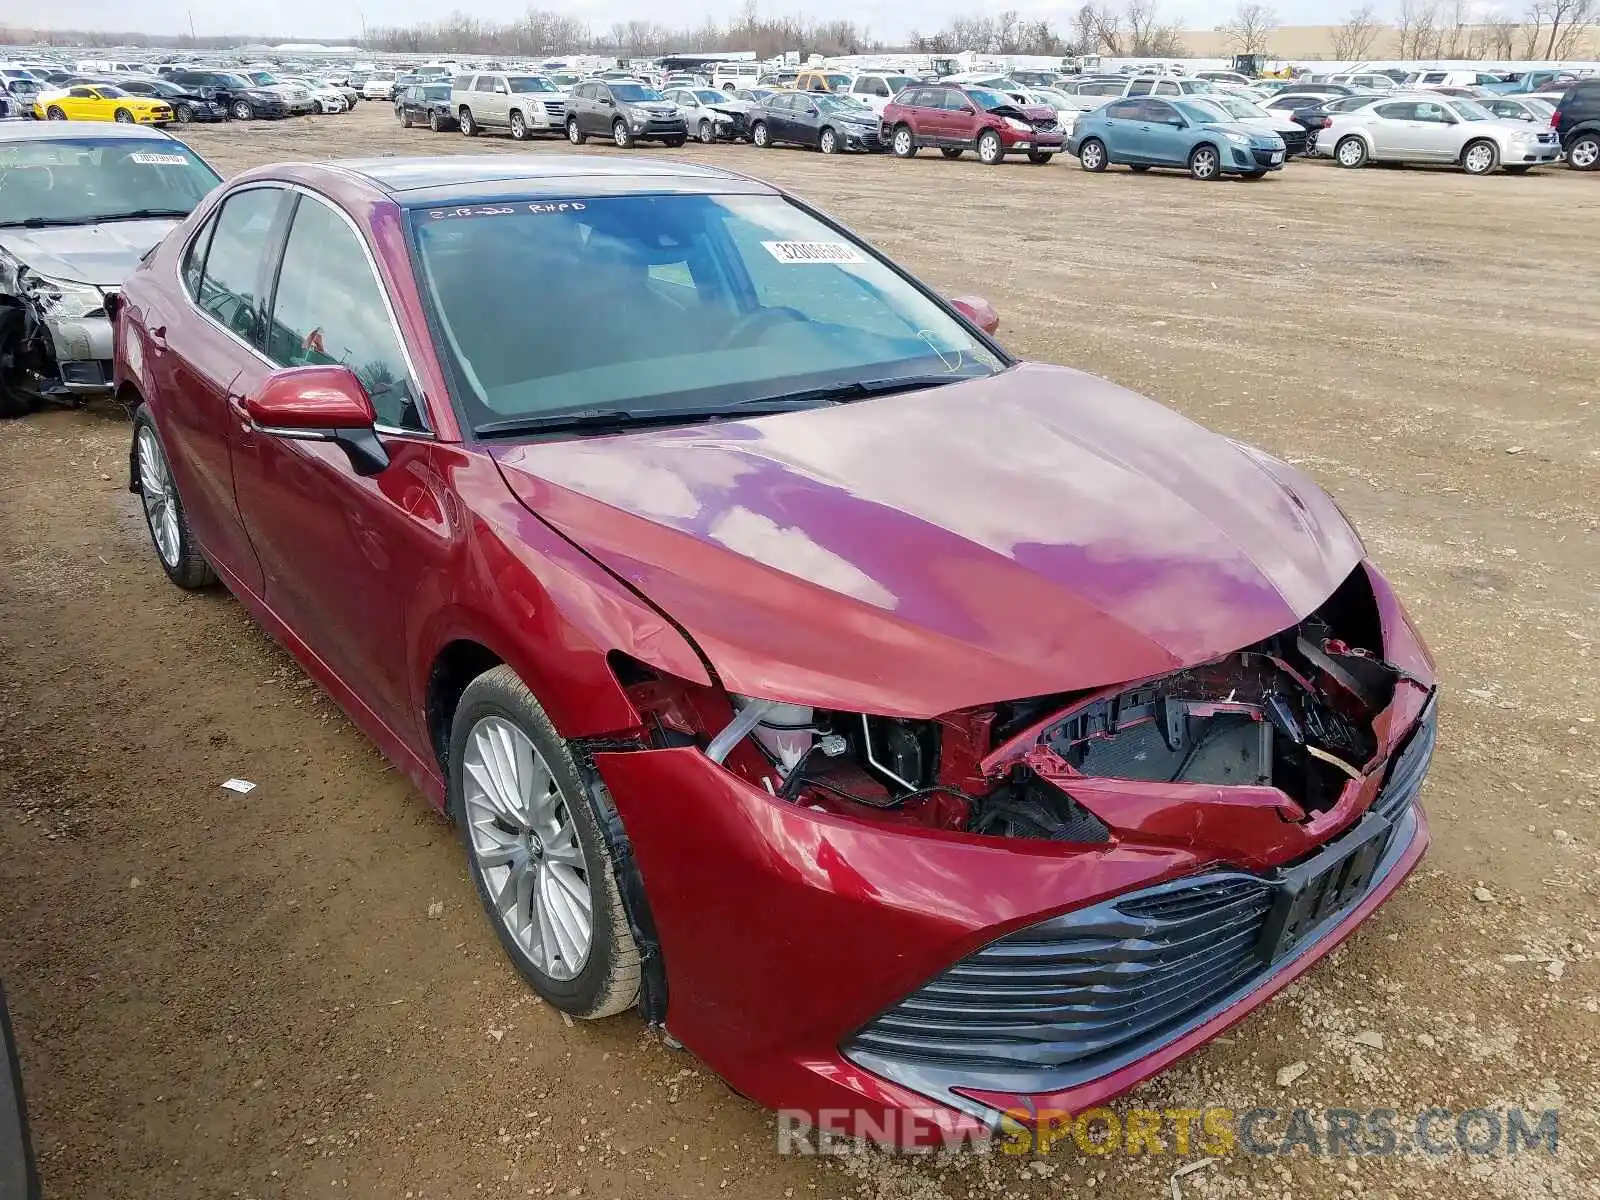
113 157 1436 1142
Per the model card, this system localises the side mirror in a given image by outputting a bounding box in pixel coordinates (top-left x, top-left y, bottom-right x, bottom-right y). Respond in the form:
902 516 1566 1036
244 365 390 476
950 295 1000 335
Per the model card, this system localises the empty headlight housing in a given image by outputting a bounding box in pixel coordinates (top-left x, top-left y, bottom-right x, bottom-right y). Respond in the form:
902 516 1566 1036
21 271 104 320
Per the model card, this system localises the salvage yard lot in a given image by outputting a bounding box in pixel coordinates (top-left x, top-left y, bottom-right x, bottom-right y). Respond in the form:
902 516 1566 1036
1 102 1597 1199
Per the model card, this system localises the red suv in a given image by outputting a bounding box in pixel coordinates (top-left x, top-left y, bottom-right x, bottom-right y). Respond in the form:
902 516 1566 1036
882 83 1064 164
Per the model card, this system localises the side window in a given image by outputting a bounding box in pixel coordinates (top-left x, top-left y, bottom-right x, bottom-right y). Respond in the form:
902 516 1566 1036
942 90 970 111
266 195 422 432
1417 102 1451 123
69 87 93 98
1142 100 1176 123
1155 80 1179 95
194 187 283 342
180 211 217 300
1128 79 1152 95
491 77 508 95
1105 99 1142 119
1375 102 1415 121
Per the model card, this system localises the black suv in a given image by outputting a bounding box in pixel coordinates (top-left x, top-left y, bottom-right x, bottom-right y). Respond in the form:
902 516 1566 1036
167 69 288 120
1553 79 1600 170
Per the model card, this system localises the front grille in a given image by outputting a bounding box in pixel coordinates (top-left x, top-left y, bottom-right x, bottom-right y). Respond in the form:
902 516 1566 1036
1252 147 1283 166
542 99 565 118
845 717 1431 1096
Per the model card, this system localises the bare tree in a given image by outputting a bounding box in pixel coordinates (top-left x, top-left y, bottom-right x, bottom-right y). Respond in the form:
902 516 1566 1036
1330 3 1381 59
1482 12 1520 55
1223 3 1278 54
1122 0 1186 55
1088 4 1126 54
1438 0 1472 56
1395 0 1441 58
1526 0 1598 57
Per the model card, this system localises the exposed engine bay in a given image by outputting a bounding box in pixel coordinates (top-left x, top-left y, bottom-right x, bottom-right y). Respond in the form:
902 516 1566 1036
619 572 1419 844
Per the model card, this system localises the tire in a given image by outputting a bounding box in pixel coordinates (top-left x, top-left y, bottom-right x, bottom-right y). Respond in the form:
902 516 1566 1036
1503 164 1533 174
400 109 412 128
1077 137 1107 171
1334 135 1367 168
459 107 477 136
1129 163 1151 172
450 666 641 1019
612 120 634 148
1568 132 1600 170
1460 138 1498 175
174 103 193 124
510 110 528 140
430 112 444 133
231 100 253 121
891 124 916 158
977 129 1004 165
819 126 838 155
698 119 714 144
132 407 216 590
751 120 770 148
566 116 586 145
114 108 134 123
1027 151 1053 164
0 324 35 418
1188 142 1221 181
45 105 66 120
940 147 963 159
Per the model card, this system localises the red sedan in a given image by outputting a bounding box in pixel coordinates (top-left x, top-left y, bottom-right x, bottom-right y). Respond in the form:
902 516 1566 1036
114 156 1435 1144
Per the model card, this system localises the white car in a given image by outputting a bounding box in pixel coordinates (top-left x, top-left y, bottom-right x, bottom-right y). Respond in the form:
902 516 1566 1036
362 70 398 100
280 76 348 113
1319 93 1560 174
843 71 918 114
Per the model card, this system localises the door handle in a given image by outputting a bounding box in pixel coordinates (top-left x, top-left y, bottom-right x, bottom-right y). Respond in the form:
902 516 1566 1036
227 393 252 432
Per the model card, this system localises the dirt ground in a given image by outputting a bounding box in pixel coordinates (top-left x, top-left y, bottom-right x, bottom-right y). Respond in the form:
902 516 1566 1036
1 103 1597 1200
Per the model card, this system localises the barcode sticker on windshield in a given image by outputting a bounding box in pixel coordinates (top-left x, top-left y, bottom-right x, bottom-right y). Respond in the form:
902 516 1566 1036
761 241 867 265
129 152 188 166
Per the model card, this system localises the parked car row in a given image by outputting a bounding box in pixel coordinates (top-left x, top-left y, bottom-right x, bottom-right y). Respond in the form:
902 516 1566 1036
1 66 362 125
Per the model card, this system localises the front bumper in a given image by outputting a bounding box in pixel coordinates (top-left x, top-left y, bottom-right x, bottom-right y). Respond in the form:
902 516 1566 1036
630 118 687 141
1232 143 1286 171
837 122 883 151
1506 139 1559 163
1000 130 1065 154
37 312 115 396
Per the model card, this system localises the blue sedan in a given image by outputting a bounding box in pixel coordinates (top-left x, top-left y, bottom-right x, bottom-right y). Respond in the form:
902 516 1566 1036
1067 96 1287 180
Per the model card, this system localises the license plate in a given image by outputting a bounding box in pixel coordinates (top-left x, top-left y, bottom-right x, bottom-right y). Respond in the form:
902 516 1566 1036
1256 812 1391 962
1271 151 1284 164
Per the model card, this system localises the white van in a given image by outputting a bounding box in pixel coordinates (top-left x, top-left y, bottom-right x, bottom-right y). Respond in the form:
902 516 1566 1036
711 63 761 92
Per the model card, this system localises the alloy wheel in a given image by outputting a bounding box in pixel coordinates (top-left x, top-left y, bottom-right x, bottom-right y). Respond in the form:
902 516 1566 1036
1080 140 1104 170
1191 146 1218 179
1336 137 1365 167
1570 136 1599 170
699 119 714 143
893 127 913 156
510 111 526 139
136 427 181 569
175 104 193 123
1463 142 1496 174
820 128 837 154
462 716 593 982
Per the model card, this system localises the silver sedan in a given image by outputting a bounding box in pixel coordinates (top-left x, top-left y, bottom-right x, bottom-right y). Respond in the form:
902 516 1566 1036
1319 93 1560 174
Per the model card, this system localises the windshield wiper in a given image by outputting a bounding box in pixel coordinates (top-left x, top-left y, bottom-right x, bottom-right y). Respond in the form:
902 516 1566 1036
744 373 974 407
474 398 830 439
92 208 193 223
0 209 191 230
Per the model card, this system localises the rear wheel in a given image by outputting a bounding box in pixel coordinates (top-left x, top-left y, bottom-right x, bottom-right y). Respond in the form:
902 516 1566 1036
1568 132 1600 170
1078 137 1106 171
1188 143 1220 180
892 124 916 158
459 107 477 136
977 129 1004 165
132 408 216 590
510 110 528 140
450 667 641 1019
566 116 586 144
1334 135 1367 168
1027 150 1053 164
1460 138 1498 175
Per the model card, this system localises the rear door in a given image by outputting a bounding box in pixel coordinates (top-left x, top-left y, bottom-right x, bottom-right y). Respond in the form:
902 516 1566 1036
230 189 443 737
1098 98 1147 160
154 185 291 596
1368 101 1418 156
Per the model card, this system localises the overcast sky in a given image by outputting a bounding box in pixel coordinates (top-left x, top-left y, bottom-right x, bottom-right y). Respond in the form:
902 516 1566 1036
39 0 1370 42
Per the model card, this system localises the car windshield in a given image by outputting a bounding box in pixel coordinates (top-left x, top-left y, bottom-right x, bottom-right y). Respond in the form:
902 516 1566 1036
1180 80 1216 93
9 80 41 95
1209 95 1268 118
692 89 723 103
421 84 450 100
610 83 663 102
508 76 554 93
246 72 279 85
1447 98 1494 121
370 72 394 81
409 193 1003 434
1174 99 1229 123
823 74 850 89
0 137 220 228
883 75 915 92
551 74 580 85
816 94 867 111
966 88 1012 110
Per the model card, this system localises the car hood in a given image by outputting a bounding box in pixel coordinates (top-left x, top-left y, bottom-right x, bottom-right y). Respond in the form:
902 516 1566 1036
1203 119 1281 143
490 363 1364 717
0 219 179 287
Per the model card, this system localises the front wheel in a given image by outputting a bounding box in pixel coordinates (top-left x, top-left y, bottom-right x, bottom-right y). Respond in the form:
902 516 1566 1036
509 110 528 140
451 666 641 1019
1460 138 1498 176
1568 132 1600 170
891 125 916 158
977 129 1004 165
174 103 193 124
940 147 963 159
45 105 66 120
819 126 839 155
612 119 634 148
1334 135 1367 168
113 107 134 124
1188 143 1220 181
459 107 477 136
751 120 770 148
132 408 216 590
698 119 715 144
430 112 444 132
1077 137 1107 172
1027 150 1053 164
231 100 252 120
566 116 586 145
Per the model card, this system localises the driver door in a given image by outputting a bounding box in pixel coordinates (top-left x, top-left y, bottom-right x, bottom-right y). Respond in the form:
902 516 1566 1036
1139 99 1190 165
1099 99 1147 161
1410 100 1461 159
484 76 510 126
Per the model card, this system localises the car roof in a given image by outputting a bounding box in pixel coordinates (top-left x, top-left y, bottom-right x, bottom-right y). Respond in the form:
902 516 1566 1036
0 120 179 143
297 155 777 206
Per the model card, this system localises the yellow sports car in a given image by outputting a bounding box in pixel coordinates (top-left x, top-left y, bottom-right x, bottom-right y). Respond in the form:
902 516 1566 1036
33 85 172 125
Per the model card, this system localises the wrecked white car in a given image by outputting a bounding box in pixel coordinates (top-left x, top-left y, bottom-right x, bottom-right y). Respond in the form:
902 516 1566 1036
0 121 220 417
